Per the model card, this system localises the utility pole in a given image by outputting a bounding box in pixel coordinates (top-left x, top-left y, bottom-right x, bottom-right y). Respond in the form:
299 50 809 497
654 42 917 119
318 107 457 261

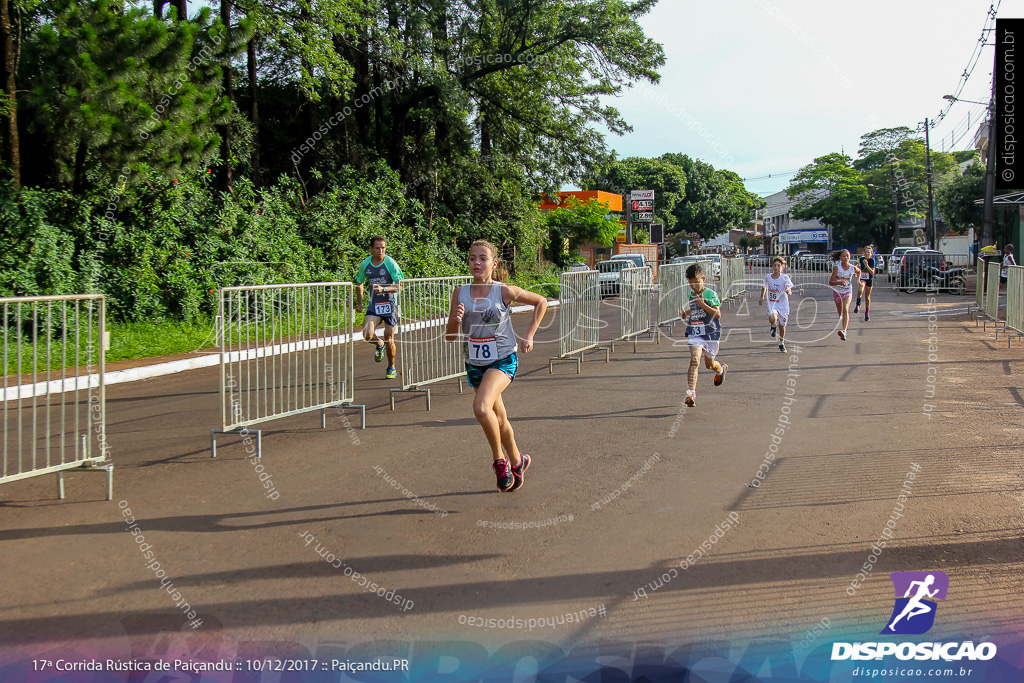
924 117 935 248
890 160 900 250
982 100 996 248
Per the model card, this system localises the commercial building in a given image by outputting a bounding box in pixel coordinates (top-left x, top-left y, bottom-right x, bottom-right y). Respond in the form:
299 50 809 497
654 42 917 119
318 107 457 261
762 189 830 255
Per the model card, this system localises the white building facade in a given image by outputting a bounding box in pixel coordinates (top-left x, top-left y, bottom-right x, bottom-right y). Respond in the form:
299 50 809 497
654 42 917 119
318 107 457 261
763 189 831 255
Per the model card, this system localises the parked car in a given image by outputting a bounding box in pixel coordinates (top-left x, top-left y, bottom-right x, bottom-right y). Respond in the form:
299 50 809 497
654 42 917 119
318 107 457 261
747 253 770 267
670 254 719 278
888 247 923 281
567 260 590 273
609 253 649 269
789 250 813 269
806 254 834 271
597 259 629 297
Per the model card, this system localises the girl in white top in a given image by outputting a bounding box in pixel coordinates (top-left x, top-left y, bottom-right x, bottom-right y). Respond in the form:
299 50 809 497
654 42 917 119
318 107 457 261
444 240 548 492
759 256 794 352
829 250 861 341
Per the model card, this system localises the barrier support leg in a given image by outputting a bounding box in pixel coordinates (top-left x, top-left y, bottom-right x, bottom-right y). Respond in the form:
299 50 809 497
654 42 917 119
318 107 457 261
341 403 367 429
390 387 430 411
549 355 583 374
211 428 262 459
55 461 113 500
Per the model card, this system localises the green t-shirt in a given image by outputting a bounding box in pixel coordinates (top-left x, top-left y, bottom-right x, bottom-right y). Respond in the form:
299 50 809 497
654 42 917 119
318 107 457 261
685 288 721 339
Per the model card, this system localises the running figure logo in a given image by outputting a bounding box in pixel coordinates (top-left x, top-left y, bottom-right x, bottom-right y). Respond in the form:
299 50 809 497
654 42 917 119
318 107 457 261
881 571 949 635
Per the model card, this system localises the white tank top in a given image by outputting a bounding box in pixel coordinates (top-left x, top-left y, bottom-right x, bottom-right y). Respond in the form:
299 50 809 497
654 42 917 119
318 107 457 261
458 283 518 365
834 262 856 295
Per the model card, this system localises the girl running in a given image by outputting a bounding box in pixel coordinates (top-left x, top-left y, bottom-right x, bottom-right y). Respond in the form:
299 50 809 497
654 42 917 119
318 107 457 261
829 250 861 341
444 240 548 492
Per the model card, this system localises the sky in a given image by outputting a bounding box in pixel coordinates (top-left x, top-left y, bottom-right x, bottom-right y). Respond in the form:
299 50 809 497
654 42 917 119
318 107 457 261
598 0 1023 199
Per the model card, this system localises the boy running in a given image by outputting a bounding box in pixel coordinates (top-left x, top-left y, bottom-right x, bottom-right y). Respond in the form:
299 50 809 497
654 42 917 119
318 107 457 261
681 264 727 407
855 245 877 321
759 256 794 352
355 236 405 379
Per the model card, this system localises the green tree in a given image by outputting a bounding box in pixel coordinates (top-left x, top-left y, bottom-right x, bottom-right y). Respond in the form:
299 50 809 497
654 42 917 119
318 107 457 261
662 153 763 242
583 156 687 230
544 196 621 266
787 153 889 247
854 126 917 171
20 0 247 193
936 162 985 235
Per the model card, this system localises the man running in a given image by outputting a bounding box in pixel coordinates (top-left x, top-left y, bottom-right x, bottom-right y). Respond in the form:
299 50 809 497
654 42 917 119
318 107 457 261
855 245 877 321
355 236 404 379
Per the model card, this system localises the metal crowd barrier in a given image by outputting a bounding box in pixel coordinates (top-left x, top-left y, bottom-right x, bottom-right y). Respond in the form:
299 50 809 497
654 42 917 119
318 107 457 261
211 283 364 459
656 263 689 334
2 294 112 499
549 270 608 373
718 258 733 302
390 275 471 410
720 257 747 302
1005 265 1024 347
970 255 990 325
983 261 1003 336
974 257 986 313
618 266 653 351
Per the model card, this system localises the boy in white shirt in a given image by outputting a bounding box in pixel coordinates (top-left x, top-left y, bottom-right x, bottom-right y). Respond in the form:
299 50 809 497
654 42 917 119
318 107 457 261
759 257 794 353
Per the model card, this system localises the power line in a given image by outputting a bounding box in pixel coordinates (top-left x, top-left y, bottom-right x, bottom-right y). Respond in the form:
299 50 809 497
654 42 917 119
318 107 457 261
921 0 1001 134
742 168 800 182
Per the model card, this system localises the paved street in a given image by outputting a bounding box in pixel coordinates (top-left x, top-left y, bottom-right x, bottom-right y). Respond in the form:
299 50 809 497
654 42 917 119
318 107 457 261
1 282 1022 675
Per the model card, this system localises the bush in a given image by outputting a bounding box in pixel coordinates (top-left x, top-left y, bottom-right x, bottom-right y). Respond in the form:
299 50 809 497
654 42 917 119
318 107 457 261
0 163 528 322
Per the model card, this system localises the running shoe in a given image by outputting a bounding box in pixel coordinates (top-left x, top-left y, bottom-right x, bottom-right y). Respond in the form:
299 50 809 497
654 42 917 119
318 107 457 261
779 342 786 353
684 390 696 407
838 330 847 341
713 363 728 386
493 457 514 491
853 302 860 313
508 453 531 491
385 366 397 379
374 343 385 362
864 311 869 322
770 325 777 338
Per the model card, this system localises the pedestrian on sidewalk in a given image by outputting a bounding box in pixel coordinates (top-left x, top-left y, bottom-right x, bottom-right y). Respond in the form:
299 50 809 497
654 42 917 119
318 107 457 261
1002 244 1016 286
444 240 548 492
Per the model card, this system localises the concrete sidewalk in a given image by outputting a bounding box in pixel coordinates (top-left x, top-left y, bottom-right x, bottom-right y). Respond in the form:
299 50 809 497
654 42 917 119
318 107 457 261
0 284 1021 667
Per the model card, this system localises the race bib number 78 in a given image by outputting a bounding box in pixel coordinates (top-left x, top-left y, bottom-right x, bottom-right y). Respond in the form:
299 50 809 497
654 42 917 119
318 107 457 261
468 336 497 363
